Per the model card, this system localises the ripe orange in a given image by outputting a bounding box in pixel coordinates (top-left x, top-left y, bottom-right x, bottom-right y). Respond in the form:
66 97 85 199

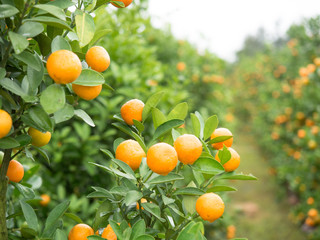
176 62 186 71
40 194 51 206
47 50 82 84
111 0 133 8
68 224 94 240
174 134 202 165
147 143 178 175
307 197 315 205
227 225 236 239
72 84 102 100
101 224 117 240
299 67 309 77
136 198 147 210
28 128 51 147
120 99 144 125
297 129 306 139
314 57 320 66
210 128 233 150
0 110 12 139
6 160 24 182
86 46 110 72
196 193 224 222
305 217 316 227
215 147 240 172
115 140 146 170
308 208 318 219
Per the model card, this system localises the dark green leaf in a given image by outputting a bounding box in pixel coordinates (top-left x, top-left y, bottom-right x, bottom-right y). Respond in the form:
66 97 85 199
28 105 54 132
207 135 233 145
133 119 144 133
130 219 146 240
64 213 83 224
124 190 143 206
109 220 123 239
151 108 166 129
18 22 44 38
100 148 114 159
34 4 66 21
74 109 95 127
8 31 29 54
148 173 184 185
135 235 154 240
72 69 105 86
20 201 38 232
190 113 200 138
173 187 205 196
206 185 237 192
203 115 218 140
13 51 41 71
89 29 111 46
141 203 165 222
48 0 75 9
40 84 66 114
54 229 68 240
15 134 32 147
218 172 258 181
142 91 164 122
152 119 184 141
0 137 19 149
24 17 73 31
218 146 231 165
167 102 188 120
75 12 95 48
111 158 136 179
12 183 35 199
0 5 19 18
33 147 50 164
51 36 71 52
0 78 25 96
193 157 224 174
27 54 44 94
54 104 74 124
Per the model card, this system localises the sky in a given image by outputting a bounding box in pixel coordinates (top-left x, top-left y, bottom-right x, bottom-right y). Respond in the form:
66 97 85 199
148 0 320 61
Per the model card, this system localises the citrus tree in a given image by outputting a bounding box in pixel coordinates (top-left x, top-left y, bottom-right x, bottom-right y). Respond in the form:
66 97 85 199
67 92 256 240
0 0 133 239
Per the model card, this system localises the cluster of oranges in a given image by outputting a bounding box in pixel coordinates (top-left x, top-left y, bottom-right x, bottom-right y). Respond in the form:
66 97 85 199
47 45 110 101
305 209 319 227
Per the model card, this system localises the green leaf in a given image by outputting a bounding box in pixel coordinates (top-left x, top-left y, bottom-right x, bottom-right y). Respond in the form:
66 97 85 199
218 146 231 165
8 31 29 54
72 69 105 86
20 201 38 232
207 135 233 144
89 29 111 46
112 123 147 153
0 78 25 96
0 68 6 79
135 235 154 240
0 137 19 149
74 109 95 127
100 148 114 159
152 119 184 141
33 147 50 164
54 229 68 240
64 213 83 224
75 12 95 48
142 91 164 122
172 129 181 141
13 51 41 71
15 134 32 147
35 33 52 56
109 220 123 239
124 190 143 206
182 196 197 214
12 183 35 199
111 158 136 179
34 4 66 21
40 84 65 114
218 172 258 181
27 54 44 94
203 115 218 140
42 201 70 237
173 187 205 196
206 185 237 192
148 173 184 185
28 105 54 132
51 36 71 52
88 236 105 240
0 4 19 18
167 102 188 120
54 104 74 124
133 119 144 133
141 202 165 222
85 0 97 11
195 112 205 139
130 219 146 240
191 113 200 138
93 201 113 230
18 22 44 38
91 162 135 180
48 0 75 9
110 1 125 7
24 16 73 31
193 157 224 175
151 108 166 129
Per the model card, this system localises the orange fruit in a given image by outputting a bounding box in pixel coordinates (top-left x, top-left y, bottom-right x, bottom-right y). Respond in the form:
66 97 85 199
307 197 315 205
40 194 51 206
47 50 82 84
120 99 144 125
215 147 240 172
68 224 94 240
28 127 51 147
210 128 233 150
314 57 320 66
299 67 309 77
147 143 178 175
176 62 186 71
308 209 318 219
297 129 306 138
101 224 117 240
305 217 316 227
174 134 202 165
111 0 133 8
6 160 24 183
72 84 102 100
86 46 110 72
196 193 224 222
0 110 12 139
115 140 146 170
136 198 147 210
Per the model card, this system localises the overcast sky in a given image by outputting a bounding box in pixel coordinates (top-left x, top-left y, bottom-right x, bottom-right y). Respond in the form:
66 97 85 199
148 0 320 61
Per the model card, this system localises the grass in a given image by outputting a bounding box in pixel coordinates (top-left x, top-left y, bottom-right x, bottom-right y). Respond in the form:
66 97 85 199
225 128 306 240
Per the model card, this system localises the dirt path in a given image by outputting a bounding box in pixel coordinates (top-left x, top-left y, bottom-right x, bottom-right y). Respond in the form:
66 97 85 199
226 129 306 240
